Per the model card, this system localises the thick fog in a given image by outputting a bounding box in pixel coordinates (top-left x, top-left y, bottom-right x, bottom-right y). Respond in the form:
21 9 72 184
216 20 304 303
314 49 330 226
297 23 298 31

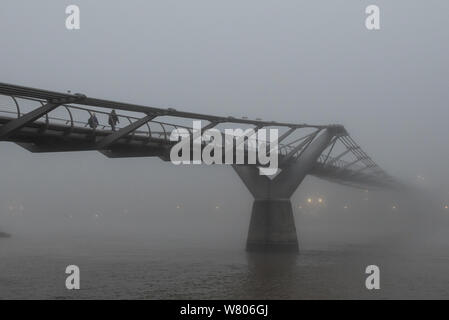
1 0 449 250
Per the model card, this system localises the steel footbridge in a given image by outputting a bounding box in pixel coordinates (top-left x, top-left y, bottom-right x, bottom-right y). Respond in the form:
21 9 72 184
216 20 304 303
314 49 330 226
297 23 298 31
0 82 397 252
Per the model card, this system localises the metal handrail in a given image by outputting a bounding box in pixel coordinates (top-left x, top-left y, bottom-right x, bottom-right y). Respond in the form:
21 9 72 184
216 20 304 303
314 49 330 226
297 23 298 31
0 104 284 148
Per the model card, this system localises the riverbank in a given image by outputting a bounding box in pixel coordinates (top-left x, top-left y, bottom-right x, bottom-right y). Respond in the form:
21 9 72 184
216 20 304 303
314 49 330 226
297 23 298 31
0 231 11 238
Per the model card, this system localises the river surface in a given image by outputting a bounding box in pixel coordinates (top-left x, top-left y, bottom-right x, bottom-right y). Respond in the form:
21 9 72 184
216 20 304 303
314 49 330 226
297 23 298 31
1 232 449 299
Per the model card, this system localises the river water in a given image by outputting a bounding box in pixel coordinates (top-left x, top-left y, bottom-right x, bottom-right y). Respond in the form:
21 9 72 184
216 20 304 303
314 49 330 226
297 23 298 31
1 231 449 299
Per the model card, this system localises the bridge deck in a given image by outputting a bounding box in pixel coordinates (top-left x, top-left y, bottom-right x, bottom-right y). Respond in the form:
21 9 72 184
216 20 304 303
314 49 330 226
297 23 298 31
0 82 396 189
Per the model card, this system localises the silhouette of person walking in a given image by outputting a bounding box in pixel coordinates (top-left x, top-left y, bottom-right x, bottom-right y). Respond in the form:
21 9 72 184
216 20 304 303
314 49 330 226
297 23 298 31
108 109 120 131
88 112 99 129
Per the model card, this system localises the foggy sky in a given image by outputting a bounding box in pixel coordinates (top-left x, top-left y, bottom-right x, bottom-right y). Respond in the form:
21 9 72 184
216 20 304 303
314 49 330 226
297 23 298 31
1 1 448 245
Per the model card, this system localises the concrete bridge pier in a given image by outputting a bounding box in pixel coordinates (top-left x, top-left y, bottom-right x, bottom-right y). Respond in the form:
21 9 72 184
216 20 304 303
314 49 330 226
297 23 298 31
233 129 335 253
246 198 298 252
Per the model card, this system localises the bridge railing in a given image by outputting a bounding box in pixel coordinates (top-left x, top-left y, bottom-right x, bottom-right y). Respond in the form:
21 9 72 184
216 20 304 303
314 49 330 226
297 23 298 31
316 154 363 171
0 95 377 174
0 93 292 151
0 94 197 141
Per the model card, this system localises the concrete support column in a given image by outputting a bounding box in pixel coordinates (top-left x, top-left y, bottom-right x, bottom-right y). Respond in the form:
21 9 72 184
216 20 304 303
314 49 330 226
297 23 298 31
246 199 298 252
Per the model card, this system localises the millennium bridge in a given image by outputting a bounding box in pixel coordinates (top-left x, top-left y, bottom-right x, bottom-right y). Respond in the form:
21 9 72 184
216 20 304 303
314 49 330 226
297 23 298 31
0 82 396 252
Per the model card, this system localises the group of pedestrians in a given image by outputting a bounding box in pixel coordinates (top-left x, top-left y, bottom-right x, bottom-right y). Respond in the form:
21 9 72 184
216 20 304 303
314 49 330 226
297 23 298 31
88 109 120 131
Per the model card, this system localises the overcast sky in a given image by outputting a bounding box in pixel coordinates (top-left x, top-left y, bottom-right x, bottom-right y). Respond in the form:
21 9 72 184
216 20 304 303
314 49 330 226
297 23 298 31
1 1 448 241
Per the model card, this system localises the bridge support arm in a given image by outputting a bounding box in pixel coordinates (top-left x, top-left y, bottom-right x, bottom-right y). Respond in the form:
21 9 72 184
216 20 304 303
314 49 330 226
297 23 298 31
232 165 271 199
96 114 156 149
272 129 335 198
0 102 61 139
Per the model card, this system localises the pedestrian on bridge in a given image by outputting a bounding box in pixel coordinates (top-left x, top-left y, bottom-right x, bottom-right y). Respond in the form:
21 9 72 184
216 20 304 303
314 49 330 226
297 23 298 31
108 109 120 131
88 112 99 129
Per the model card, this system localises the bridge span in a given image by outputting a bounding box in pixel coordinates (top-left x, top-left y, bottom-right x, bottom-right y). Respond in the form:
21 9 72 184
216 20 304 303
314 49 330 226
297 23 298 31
0 82 396 252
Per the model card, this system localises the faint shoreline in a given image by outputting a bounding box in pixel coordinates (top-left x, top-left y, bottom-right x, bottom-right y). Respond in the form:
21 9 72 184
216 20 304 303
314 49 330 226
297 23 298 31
0 231 11 238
